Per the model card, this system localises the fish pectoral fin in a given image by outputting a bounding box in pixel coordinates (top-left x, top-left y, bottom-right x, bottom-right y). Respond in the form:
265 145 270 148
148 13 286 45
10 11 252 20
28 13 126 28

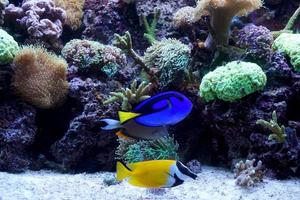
116 131 132 140
116 161 132 181
118 111 141 124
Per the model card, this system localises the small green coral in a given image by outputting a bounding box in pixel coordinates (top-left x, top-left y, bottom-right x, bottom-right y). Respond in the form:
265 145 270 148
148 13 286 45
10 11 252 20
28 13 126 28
116 136 179 164
256 111 286 143
0 29 19 65
199 61 267 102
273 33 300 72
103 80 151 111
62 39 126 76
144 38 191 87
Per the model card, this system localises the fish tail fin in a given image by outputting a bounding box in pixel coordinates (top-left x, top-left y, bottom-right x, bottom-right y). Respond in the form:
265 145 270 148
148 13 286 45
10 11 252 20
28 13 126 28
116 161 132 181
100 119 121 130
118 111 141 124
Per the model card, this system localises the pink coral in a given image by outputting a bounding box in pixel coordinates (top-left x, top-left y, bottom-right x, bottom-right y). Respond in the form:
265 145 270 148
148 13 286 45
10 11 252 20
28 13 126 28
5 0 66 40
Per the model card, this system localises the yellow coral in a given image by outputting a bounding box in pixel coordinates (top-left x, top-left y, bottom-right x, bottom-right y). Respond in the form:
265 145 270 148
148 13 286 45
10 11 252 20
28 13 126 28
12 46 69 109
194 0 263 46
53 0 84 30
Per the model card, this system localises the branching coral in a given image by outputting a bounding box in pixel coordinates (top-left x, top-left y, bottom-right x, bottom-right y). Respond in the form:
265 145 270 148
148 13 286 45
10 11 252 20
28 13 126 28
144 38 191 88
53 0 84 30
256 111 286 143
0 29 19 65
142 9 160 44
199 61 267 102
193 0 263 48
12 46 69 109
116 136 179 164
62 39 126 77
272 33 300 72
103 80 151 111
0 0 8 25
5 0 66 41
234 159 264 187
114 31 148 73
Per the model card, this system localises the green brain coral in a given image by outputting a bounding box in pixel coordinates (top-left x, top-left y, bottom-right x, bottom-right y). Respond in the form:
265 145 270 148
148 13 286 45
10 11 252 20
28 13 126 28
0 29 19 65
273 33 300 72
61 39 126 77
199 61 267 102
144 38 190 87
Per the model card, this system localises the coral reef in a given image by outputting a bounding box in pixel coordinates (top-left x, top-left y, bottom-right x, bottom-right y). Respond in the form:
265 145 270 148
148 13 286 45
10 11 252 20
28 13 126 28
199 61 267 102
53 0 84 30
62 39 126 77
5 0 66 41
256 111 286 143
144 38 191 88
234 159 264 187
0 0 8 25
104 80 151 111
0 100 37 172
116 136 179 164
50 78 120 171
193 0 263 48
0 29 19 65
273 33 300 72
12 46 68 109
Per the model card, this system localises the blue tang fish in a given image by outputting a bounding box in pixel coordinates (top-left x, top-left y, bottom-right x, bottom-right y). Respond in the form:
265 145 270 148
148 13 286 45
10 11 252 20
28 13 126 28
133 91 193 127
100 91 192 140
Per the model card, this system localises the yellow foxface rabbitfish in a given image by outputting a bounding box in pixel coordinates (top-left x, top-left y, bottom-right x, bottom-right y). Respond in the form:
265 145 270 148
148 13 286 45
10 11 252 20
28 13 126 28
116 160 197 188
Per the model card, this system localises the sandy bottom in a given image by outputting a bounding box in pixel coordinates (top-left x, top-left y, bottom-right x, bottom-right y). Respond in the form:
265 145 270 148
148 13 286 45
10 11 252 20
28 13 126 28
0 166 299 200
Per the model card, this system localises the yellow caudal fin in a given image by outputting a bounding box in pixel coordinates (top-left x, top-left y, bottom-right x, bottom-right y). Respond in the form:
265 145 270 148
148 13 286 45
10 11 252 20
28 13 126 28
118 111 141 124
116 161 132 181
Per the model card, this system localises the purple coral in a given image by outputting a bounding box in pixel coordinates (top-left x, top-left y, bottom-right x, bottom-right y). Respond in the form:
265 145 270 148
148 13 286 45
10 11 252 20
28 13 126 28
0 100 37 172
232 24 274 59
5 0 66 40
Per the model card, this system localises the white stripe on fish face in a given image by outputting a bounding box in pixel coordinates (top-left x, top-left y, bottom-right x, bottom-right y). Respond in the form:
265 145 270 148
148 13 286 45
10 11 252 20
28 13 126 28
165 164 177 187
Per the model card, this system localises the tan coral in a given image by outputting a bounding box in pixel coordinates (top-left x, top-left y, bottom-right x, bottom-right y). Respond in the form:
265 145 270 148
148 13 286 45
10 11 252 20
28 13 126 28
53 0 84 30
194 0 263 48
173 6 196 28
12 46 69 109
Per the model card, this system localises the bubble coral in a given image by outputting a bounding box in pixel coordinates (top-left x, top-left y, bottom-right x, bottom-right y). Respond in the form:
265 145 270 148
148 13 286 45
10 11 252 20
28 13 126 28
272 33 300 72
53 0 84 30
173 6 196 28
62 39 126 77
12 46 69 109
193 0 263 48
144 38 191 88
5 0 66 41
199 61 267 102
0 29 19 65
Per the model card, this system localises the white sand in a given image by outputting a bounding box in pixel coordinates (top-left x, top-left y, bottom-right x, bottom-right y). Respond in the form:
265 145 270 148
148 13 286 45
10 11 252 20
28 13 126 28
0 166 299 200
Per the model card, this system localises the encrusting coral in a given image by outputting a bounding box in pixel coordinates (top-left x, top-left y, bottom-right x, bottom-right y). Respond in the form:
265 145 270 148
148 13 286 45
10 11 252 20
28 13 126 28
199 61 267 102
256 111 286 143
0 29 19 65
272 33 300 72
53 0 84 30
234 159 264 187
5 0 66 41
173 6 196 28
62 39 126 77
116 136 179 164
103 80 151 111
193 0 263 48
12 46 69 109
0 0 8 25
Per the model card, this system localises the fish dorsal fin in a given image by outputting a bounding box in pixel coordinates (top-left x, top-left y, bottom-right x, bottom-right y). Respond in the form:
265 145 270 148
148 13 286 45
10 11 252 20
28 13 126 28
118 111 141 124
